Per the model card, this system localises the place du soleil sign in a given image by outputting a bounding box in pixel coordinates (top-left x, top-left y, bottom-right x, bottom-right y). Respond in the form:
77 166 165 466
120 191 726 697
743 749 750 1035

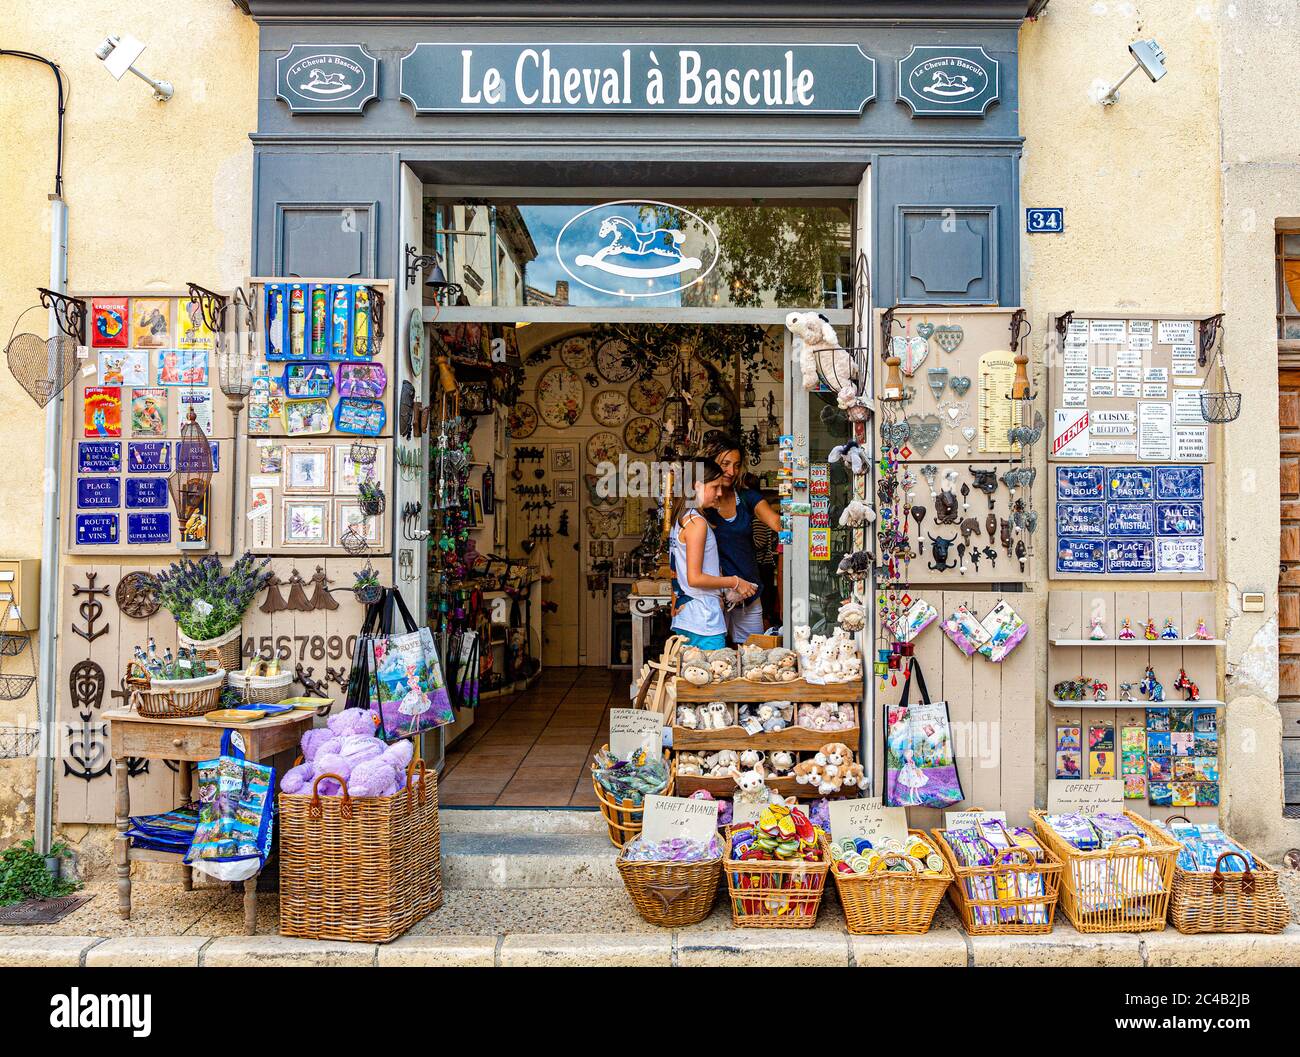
398 43 877 115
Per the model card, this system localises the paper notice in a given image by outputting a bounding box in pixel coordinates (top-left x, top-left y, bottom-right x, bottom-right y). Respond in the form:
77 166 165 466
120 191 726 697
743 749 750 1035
1138 402 1173 460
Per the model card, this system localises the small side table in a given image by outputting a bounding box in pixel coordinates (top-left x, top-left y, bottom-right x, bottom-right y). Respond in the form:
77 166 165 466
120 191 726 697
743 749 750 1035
105 708 314 935
629 593 672 698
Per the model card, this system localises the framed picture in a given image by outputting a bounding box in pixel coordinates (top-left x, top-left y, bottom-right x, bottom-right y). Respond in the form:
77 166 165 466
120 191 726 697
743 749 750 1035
334 499 384 548
334 443 383 494
555 479 576 501
282 498 329 547
284 446 332 493
551 444 577 472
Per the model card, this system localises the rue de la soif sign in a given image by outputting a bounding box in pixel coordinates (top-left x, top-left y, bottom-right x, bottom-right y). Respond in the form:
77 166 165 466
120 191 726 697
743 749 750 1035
398 43 876 115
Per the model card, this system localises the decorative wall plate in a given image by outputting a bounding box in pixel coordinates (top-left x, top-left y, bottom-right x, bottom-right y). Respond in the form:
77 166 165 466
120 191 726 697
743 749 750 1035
595 338 638 383
508 401 538 438
628 378 667 416
586 430 622 465
623 416 661 453
115 571 160 619
934 325 964 354
591 390 629 427
407 308 424 377
536 365 584 428
559 336 592 369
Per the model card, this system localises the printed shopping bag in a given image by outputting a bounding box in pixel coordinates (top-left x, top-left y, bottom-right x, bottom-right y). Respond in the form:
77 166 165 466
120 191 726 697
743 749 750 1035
185 729 275 883
884 659 964 808
370 588 455 740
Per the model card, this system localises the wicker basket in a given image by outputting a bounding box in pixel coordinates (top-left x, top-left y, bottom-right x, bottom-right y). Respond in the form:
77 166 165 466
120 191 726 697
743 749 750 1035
932 829 1063 936
832 830 953 935
723 830 831 928
591 746 675 849
178 625 243 673
279 760 442 943
617 849 722 927
226 668 294 705
124 662 226 719
1030 810 1178 934
1168 847 1291 935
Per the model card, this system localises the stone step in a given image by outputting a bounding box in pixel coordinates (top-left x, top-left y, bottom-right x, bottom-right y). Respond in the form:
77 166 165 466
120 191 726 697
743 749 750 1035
439 807 608 836
440 831 621 890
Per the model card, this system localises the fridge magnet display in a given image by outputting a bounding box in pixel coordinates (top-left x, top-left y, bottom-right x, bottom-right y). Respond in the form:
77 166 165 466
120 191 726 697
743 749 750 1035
76 513 119 545
129 512 173 546
333 397 386 436
130 297 171 348
76 477 121 509
83 387 123 438
282 498 329 547
283 397 332 436
130 388 167 437
335 499 383 548
125 476 169 508
352 285 373 359
284 446 333 493
337 361 386 400
328 284 352 360
157 347 208 385
97 350 148 386
91 297 129 348
282 361 334 399
179 388 214 436
126 441 168 473
177 296 215 351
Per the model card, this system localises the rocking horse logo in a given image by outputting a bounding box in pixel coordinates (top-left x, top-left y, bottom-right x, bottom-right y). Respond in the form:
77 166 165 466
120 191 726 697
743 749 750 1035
556 200 719 299
920 70 977 99
298 68 355 96
278 46 377 112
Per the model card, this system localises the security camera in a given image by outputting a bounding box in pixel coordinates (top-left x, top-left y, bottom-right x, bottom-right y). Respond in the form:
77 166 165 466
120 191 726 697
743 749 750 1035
1099 38 1167 106
94 33 173 102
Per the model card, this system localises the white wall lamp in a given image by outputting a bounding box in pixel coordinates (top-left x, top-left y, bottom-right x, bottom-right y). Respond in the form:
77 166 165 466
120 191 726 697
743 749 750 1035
1099 38 1167 107
94 34 173 102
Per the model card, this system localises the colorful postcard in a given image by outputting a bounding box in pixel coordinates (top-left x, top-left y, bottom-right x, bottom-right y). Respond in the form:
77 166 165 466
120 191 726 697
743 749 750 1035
1196 782 1219 806
1088 751 1115 780
1171 731 1194 757
1193 708 1217 733
1121 726 1146 753
1054 750 1081 780
1172 782 1197 808
1194 732 1218 756
1170 708 1194 733
131 297 172 348
1123 774 1146 800
130 388 167 437
1148 755 1172 782
177 296 215 351
1146 707 1170 732
157 348 208 386
1173 758 1197 781
258 444 284 474
1147 731 1171 755
178 388 214 435
83 386 122 437
1056 725 1081 752
98 350 148 386
91 297 129 348
1148 782 1172 807
1088 723 1114 752
1121 751 1146 775
1195 756 1219 782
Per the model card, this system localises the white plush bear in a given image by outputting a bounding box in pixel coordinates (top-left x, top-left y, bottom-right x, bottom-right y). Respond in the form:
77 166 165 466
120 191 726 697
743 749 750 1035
828 441 870 476
837 600 866 633
786 311 856 393
838 497 876 528
676 705 700 730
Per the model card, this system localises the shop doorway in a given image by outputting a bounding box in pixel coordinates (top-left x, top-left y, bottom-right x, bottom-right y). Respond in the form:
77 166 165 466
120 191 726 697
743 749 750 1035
1280 362 1300 814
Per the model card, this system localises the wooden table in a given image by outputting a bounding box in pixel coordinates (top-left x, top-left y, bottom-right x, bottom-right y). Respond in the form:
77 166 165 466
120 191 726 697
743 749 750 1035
105 708 314 934
628 593 671 698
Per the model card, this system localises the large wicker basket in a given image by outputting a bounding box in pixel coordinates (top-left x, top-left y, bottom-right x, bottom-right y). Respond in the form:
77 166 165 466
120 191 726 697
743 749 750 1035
1169 849 1291 935
124 662 226 719
617 848 722 927
178 625 243 673
831 830 954 935
279 760 442 943
1030 810 1178 934
723 830 831 928
591 746 675 848
932 829 1063 936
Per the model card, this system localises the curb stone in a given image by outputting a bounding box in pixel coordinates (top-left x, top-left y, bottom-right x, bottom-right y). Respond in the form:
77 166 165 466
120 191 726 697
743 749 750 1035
498 932 672 967
85 935 209 968
377 934 498 967
200 935 377 967
675 928 849 967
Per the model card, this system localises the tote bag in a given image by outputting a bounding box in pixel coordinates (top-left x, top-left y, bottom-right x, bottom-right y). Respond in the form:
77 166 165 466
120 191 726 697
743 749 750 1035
883 659 965 808
185 729 276 883
370 588 455 741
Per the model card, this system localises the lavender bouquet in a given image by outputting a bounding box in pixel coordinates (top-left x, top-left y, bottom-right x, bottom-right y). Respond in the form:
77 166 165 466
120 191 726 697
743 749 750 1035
155 552 272 641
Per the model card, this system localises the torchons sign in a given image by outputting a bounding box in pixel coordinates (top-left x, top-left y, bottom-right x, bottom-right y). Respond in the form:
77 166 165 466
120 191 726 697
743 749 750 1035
398 43 877 114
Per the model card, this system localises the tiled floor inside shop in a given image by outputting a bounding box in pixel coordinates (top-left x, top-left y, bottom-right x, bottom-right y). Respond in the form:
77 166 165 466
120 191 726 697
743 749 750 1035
439 666 630 808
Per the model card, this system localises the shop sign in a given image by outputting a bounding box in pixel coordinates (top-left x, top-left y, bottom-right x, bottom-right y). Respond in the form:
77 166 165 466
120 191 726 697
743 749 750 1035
400 43 876 115
76 477 121 509
555 200 720 300
276 44 379 114
897 46 1000 117
75 514 119 546
127 513 172 545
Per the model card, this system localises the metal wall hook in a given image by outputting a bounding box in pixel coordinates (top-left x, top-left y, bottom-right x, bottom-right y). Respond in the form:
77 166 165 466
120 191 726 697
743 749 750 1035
36 287 86 344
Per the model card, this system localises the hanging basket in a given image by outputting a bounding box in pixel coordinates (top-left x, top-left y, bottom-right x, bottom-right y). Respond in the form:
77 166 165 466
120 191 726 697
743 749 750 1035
358 489 386 517
0 633 28 657
0 725 38 759
349 440 378 466
1200 388 1242 425
0 674 35 701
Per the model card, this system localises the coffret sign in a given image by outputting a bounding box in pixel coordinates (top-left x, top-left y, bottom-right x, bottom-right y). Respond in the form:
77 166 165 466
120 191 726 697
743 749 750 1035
399 43 876 114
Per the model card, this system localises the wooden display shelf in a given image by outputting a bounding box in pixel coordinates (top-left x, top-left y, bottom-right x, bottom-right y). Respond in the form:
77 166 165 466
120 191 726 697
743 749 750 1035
674 773 856 801
1049 698 1224 709
672 724 860 752
1050 638 1225 647
672 677 863 704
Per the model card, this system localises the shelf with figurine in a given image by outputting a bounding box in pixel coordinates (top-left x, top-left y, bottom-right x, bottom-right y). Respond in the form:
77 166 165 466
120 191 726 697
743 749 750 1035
668 629 864 706
1052 615 1221 647
674 742 864 802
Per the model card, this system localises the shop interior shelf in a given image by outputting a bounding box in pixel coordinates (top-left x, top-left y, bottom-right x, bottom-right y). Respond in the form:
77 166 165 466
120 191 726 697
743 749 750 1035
1049 638 1225 647
1049 698 1226 709
672 724 860 752
672 677 862 704
674 772 855 801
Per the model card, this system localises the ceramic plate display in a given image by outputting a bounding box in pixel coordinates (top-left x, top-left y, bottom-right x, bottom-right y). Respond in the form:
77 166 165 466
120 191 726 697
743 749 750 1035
596 338 638 383
628 377 667 416
684 361 712 397
586 430 622 466
762 328 785 381
592 390 629 427
536 365 584 428
702 392 735 427
559 336 593 370
623 416 661 454
508 402 538 438
407 308 424 376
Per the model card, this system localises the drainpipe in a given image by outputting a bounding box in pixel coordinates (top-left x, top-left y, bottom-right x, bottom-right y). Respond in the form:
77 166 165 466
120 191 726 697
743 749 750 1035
488 205 500 304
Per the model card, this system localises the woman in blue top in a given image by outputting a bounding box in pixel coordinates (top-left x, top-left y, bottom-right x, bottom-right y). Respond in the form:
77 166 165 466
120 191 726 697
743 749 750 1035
702 438 783 643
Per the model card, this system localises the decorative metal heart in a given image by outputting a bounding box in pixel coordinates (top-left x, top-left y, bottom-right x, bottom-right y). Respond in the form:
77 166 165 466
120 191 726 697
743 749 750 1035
892 335 928 377
934 325 964 354
926 367 948 399
916 322 936 340
962 427 976 442
6 332 78 408
943 444 960 459
882 420 911 448
906 414 942 456
950 375 972 396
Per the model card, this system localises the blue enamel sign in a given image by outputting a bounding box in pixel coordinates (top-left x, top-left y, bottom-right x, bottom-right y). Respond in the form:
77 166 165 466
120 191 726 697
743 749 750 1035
127 513 172 545
1155 502 1203 536
1055 465 1105 501
76 477 121 509
175 441 219 472
897 46 1000 117
75 514 119 546
1105 502 1155 537
125 477 169 509
1107 538 1156 574
1156 465 1203 500
1106 466 1153 500
78 442 122 474
128 441 171 474
1056 537 1106 575
1026 208 1063 234
1056 503 1104 537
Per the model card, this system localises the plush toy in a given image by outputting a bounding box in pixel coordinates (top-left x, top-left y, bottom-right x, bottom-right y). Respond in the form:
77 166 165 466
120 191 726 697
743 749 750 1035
682 663 711 687
705 648 738 683
786 310 855 393
837 600 866 633
841 762 865 788
757 702 789 733
676 753 705 777
768 751 795 777
730 761 770 812
703 701 730 730
739 748 763 770
828 440 870 476
837 497 875 528
676 705 700 730
793 759 825 788
280 709 413 797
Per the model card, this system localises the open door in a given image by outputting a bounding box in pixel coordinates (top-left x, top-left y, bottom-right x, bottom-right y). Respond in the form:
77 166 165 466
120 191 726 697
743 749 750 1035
854 165 876 795
394 162 428 618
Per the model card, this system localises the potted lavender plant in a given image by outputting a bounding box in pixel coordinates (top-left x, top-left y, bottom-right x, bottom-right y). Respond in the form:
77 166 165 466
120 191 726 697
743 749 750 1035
156 552 272 672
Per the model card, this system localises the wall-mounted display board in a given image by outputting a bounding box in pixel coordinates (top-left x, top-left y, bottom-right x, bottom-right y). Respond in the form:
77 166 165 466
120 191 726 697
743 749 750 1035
1046 312 1218 465
1046 590 1220 824
1049 462 1216 580
62 291 235 556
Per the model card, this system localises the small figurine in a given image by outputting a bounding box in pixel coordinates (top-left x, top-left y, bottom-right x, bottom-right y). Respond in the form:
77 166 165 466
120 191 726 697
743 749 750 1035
1118 682 1135 702
1174 668 1200 702
1090 680 1109 702
1160 618 1180 640
1118 618 1136 641
1193 619 1212 641
1140 665 1165 703
1089 617 1107 641
1143 619 1159 641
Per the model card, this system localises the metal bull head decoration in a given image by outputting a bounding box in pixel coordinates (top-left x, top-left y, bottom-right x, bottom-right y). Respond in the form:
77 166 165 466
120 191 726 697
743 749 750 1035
928 533 958 572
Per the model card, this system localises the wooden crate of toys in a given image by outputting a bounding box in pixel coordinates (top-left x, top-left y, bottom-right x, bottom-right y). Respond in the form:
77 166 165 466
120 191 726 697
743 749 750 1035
724 802 831 928
1030 809 1179 934
1157 816 1292 935
931 819 1063 936
617 831 724 928
828 830 954 935
591 744 675 849
674 740 865 802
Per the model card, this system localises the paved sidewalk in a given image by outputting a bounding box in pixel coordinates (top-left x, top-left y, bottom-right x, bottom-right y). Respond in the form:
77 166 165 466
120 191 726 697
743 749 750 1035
1 882 1297 966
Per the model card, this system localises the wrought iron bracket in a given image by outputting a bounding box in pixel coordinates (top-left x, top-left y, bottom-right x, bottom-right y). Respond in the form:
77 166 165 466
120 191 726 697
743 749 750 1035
1199 312 1225 368
36 287 86 345
1054 310 1075 339
1008 308 1030 352
186 282 228 336
404 244 438 289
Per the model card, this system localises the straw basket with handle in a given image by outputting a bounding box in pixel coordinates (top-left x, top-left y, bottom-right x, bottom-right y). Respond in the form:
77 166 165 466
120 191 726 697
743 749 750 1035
832 831 954 935
177 624 243 673
591 746 675 849
226 660 294 706
723 829 831 928
932 830 1062 936
617 844 722 928
123 659 226 719
278 759 441 943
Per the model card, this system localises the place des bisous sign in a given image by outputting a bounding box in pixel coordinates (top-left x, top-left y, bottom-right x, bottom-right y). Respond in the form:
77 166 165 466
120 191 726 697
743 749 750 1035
399 43 877 115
